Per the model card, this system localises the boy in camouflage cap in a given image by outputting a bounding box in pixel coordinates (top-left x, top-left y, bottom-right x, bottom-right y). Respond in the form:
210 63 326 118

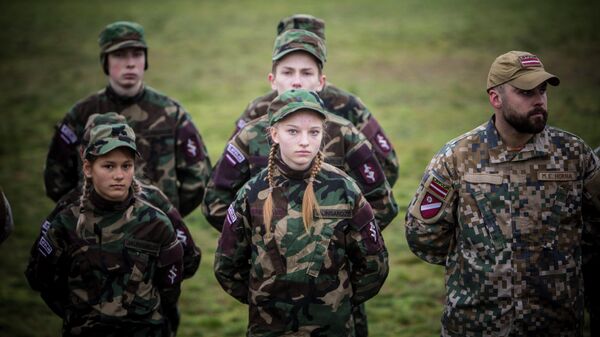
214 89 389 337
27 122 184 337
230 14 399 187
44 20 211 217
405 50 600 336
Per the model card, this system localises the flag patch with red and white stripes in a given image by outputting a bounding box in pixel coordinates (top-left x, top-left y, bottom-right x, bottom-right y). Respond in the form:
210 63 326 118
420 192 443 219
429 177 449 199
519 55 542 68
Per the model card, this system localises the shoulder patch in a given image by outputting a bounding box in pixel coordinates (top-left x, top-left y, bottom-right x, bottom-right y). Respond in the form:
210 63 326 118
359 160 382 185
375 133 391 153
410 172 454 223
225 143 246 166
226 204 238 224
59 123 78 145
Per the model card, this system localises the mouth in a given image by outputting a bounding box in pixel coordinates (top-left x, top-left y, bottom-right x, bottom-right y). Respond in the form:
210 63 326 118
110 184 126 189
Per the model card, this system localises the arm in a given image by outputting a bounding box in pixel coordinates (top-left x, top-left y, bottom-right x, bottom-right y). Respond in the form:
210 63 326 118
174 107 212 217
44 113 81 202
155 230 185 313
346 198 389 305
342 124 398 230
214 192 251 304
404 150 457 265
202 137 252 231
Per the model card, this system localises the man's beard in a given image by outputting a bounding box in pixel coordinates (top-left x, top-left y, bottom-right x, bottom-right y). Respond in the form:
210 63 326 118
502 105 548 134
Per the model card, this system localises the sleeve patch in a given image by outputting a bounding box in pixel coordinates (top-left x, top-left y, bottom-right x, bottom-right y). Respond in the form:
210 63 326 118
225 143 246 166
226 204 238 224
409 173 454 223
59 123 78 145
375 133 391 153
359 160 381 185
38 236 54 257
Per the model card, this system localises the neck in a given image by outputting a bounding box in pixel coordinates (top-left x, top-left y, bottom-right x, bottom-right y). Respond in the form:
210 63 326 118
493 113 534 148
108 79 143 97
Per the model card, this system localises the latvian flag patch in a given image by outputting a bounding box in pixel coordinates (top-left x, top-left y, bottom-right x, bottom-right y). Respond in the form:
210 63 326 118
429 177 450 199
519 55 542 68
420 192 443 219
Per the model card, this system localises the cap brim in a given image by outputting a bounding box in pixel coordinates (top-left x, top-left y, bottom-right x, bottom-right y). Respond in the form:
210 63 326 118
272 104 327 125
104 40 147 54
94 141 140 157
273 48 324 65
509 70 560 90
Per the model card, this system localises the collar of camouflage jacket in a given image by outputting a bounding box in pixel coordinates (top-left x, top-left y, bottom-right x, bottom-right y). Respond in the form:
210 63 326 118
275 153 314 181
487 117 550 164
106 84 146 105
90 188 135 212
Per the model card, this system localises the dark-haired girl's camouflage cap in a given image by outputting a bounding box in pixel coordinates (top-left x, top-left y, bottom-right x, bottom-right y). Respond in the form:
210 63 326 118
268 89 327 126
277 14 325 40
98 21 147 54
85 123 140 158
272 29 326 65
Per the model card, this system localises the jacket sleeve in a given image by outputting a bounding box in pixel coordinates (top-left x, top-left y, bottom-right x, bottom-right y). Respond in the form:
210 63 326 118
342 124 398 230
404 148 457 265
155 220 185 311
202 138 252 231
359 116 399 188
44 112 81 202
25 216 69 317
214 191 251 304
174 107 212 217
346 197 389 305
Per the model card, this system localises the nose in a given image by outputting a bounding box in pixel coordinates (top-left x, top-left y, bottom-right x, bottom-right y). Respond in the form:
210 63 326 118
291 74 302 89
299 132 309 146
114 168 124 180
532 90 546 107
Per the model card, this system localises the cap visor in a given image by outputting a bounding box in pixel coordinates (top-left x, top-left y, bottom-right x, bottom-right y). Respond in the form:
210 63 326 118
104 40 146 54
272 48 323 64
509 71 560 90
96 141 140 157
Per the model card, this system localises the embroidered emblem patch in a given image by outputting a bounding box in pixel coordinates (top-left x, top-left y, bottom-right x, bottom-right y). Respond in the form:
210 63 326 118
38 236 53 257
369 221 378 242
225 143 246 166
360 161 378 184
176 229 188 246
375 133 391 153
519 55 542 68
168 265 178 285
226 204 238 224
420 192 443 219
59 123 78 145
429 177 449 199
186 138 198 158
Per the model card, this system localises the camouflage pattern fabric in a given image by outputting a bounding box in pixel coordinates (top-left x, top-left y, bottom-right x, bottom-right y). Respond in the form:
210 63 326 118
26 188 184 336
44 85 212 217
214 156 389 336
405 118 600 337
231 85 399 187
204 112 398 232
277 14 326 40
272 29 326 65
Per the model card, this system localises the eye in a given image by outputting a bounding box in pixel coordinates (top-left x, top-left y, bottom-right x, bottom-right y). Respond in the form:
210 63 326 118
310 129 321 137
287 129 297 135
103 164 114 170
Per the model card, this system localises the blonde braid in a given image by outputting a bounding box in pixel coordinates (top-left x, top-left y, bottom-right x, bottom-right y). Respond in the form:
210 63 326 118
302 151 323 232
76 176 92 237
262 144 278 236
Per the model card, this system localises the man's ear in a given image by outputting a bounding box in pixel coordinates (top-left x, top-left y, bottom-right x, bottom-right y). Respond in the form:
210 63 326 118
488 89 503 109
268 72 277 91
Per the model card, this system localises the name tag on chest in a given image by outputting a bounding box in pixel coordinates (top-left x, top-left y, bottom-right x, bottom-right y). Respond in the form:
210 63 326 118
538 171 576 181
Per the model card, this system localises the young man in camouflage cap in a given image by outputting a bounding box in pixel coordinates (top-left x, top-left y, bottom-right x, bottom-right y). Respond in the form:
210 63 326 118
231 14 399 187
214 89 388 337
405 50 600 336
27 121 184 337
44 21 211 217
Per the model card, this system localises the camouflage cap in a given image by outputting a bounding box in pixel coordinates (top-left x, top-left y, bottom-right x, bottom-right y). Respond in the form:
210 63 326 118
83 112 128 148
272 29 326 65
98 21 147 54
277 14 325 40
268 89 327 126
85 122 139 158
487 51 560 91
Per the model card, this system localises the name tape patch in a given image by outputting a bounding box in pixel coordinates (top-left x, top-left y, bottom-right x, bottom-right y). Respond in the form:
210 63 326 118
226 143 246 166
538 171 576 181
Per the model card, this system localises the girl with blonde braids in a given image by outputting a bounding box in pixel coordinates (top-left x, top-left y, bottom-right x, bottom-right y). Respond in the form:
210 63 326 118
26 122 183 337
215 89 389 337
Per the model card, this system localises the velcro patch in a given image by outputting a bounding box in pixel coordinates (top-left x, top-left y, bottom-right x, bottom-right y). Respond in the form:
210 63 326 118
226 204 238 224
225 143 246 166
519 55 542 68
38 236 53 257
315 208 353 219
429 177 450 198
59 123 78 145
125 239 160 256
40 220 51 236
538 171 576 181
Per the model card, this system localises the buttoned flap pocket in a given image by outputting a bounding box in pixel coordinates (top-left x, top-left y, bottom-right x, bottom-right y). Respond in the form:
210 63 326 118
462 173 507 258
122 239 161 315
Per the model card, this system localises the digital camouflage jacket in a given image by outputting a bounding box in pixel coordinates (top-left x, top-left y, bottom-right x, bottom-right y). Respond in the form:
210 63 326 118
204 112 398 232
214 156 389 337
232 84 399 187
44 85 211 217
26 189 184 337
405 118 600 337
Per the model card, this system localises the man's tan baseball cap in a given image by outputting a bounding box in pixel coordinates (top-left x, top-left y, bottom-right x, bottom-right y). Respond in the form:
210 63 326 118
487 51 560 91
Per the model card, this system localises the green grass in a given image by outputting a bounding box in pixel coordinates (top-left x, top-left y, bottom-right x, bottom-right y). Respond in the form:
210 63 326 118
1 1 599 336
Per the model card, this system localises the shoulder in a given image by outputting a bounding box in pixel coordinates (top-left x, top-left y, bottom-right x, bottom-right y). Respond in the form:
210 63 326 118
66 88 108 123
243 91 278 120
138 182 172 213
320 84 364 108
318 163 362 194
238 116 269 140
544 126 592 151
437 122 489 157
142 86 182 109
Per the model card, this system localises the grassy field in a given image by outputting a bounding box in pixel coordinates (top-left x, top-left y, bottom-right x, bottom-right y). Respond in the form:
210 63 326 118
1 1 599 336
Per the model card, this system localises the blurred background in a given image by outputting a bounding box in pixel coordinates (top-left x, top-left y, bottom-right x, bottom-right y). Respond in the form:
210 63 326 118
1 1 598 336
